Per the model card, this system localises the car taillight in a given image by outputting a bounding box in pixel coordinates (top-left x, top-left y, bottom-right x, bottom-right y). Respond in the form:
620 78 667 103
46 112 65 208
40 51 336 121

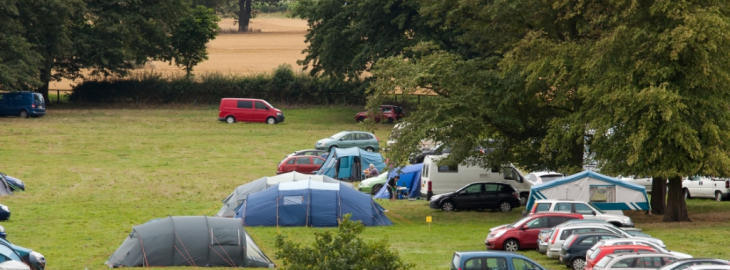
32 104 36 108
551 229 560 244
530 204 536 214
427 181 432 192
726 180 729 188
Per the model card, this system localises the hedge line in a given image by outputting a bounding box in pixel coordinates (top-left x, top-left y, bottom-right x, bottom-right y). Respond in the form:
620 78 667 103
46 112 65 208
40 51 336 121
70 66 367 105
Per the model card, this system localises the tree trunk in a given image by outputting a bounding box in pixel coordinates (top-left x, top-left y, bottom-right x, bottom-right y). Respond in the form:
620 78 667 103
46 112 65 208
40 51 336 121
663 175 690 222
238 0 252 32
36 62 52 104
650 176 666 215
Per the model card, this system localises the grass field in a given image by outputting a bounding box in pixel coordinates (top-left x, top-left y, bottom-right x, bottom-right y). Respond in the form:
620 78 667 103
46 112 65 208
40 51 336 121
0 106 728 269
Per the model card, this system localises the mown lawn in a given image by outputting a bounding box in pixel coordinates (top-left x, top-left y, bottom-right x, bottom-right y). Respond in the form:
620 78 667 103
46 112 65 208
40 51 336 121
0 105 728 269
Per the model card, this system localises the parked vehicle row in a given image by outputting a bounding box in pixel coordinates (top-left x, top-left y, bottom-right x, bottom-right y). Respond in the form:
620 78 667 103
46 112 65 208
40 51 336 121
0 91 45 118
354 105 405 123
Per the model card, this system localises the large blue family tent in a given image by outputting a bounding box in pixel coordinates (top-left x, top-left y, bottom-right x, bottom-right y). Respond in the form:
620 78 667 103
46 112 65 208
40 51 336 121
236 180 391 227
316 147 386 181
374 163 423 199
525 170 650 212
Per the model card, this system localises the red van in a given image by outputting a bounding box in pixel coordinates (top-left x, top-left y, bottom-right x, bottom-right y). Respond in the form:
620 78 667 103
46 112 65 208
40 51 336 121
218 98 284 124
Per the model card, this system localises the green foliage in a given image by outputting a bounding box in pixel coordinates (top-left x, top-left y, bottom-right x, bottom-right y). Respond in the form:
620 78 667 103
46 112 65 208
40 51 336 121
0 0 43 90
69 69 366 104
275 215 412 270
292 0 431 79
171 5 220 77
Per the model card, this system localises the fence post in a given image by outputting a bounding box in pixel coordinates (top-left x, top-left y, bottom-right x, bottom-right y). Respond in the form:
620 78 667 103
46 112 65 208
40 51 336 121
57 89 60 104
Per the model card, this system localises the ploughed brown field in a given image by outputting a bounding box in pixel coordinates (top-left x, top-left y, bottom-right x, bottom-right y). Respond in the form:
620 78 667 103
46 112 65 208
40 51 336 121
50 16 308 90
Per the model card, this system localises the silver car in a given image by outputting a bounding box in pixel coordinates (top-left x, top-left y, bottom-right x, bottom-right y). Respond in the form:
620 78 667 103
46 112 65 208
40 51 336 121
658 259 730 270
587 238 692 262
545 223 664 259
593 253 679 270
315 131 379 152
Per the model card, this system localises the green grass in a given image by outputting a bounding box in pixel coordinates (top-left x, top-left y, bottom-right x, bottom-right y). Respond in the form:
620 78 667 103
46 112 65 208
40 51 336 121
0 106 728 269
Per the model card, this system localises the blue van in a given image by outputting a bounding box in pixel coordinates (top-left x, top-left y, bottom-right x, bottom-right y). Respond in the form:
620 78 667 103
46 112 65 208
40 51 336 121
0 92 45 118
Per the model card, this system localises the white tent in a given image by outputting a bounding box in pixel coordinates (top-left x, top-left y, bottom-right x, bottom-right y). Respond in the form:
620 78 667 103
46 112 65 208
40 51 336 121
525 171 649 212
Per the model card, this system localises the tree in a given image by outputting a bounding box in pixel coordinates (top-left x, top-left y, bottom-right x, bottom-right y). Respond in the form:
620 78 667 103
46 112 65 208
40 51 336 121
15 0 193 100
171 6 220 78
292 0 433 79
275 215 412 270
0 0 43 90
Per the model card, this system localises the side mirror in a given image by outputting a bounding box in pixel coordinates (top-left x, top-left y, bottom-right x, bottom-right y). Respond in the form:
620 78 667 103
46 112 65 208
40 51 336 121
592 211 597 216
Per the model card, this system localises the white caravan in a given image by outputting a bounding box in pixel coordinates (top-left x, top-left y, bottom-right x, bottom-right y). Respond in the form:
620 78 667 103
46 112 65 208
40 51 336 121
420 154 531 201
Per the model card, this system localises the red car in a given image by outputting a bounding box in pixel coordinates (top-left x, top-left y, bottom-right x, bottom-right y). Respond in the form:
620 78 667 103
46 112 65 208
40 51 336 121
354 105 405 123
585 245 657 270
218 98 284 124
485 212 583 251
276 155 326 174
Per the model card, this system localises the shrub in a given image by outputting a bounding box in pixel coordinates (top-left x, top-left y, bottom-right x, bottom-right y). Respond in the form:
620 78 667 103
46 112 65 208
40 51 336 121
275 215 412 270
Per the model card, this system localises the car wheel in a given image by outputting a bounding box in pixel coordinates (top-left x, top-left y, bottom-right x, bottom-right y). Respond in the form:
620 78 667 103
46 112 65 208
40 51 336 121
371 184 383 195
356 116 365 122
499 201 512 212
683 189 690 200
715 191 723 201
571 258 586 270
266 117 276 124
19 110 28 118
329 145 338 152
225 116 235 124
503 239 519 252
441 201 455 211
365 146 375 152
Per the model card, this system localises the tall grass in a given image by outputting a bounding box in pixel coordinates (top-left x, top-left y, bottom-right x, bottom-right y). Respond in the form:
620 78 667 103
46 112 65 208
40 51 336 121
0 107 727 269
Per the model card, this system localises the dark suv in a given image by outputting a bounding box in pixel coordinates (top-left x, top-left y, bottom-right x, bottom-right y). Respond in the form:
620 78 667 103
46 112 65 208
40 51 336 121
354 105 404 123
429 182 521 212
0 92 45 118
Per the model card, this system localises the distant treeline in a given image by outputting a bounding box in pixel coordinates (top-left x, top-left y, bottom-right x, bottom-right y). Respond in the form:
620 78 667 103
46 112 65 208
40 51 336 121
70 66 366 105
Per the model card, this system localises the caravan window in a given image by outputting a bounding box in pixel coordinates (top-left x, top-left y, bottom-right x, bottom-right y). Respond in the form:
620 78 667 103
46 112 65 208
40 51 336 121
283 196 303 205
438 164 458 173
422 163 429 177
589 185 616 202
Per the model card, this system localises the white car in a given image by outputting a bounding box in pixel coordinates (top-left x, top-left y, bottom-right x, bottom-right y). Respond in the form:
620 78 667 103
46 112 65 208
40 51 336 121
658 258 729 270
618 175 654 193
530 200 633 227
526 171 564 185
682 176 730 201
544 222 663 259
593 253 679 270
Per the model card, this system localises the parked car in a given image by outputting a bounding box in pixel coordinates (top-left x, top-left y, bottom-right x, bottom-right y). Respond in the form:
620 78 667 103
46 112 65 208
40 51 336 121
409 143 451 164
315 131 379 152
592 253 678 270
537 219 607 254
451 251 546 270
276 155 325 174
0 91 45 118
218 98 284 124
525 171 564 185
358 172 388 195
587 238 692 268
682 176 730 201
685 266 730 270
0 238 45 270
585 245 659 270
560 233 620 270
354 105 405 123
529 200 634 227
618 176 654 193
658 259 730 270
421 154 530 201
430 182 521 212
485 212 583 251
545 222 664 259
286 149 328 158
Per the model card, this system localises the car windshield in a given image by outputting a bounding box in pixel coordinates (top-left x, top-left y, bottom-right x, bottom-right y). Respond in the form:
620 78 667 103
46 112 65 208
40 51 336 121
0 243 22 261
261 100 274 108
541 174 563 182
511 215 535 228
331 131 349 139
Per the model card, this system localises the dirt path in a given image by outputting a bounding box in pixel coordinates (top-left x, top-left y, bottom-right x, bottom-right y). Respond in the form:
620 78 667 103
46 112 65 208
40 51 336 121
51 16 309 90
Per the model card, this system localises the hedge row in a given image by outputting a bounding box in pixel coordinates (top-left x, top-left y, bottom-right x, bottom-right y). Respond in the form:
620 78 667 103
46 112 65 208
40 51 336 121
70 66 367 105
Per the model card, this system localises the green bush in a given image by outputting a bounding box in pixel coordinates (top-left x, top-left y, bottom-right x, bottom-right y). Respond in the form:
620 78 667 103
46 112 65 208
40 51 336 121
275 215 413 270
69 66 366 105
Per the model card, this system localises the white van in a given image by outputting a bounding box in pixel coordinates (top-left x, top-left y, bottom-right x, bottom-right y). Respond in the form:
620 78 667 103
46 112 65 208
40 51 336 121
420 154 532 201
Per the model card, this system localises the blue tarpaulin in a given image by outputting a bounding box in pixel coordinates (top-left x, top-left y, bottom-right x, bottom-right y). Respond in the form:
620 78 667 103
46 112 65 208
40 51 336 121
374 163 423 199
316 147 386 181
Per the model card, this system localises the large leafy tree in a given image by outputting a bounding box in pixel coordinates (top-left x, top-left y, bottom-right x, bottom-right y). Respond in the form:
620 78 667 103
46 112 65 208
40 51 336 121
368 0 730 221
171 6 220 77
11 0 209 100
0 0 43 90
292 0 434 80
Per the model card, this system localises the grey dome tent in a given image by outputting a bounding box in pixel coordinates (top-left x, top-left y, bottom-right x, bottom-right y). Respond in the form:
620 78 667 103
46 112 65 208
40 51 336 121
216 171 351 218
106 216 273 268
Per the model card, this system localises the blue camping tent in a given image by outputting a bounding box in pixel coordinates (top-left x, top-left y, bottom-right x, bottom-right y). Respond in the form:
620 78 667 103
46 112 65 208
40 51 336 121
316 147 386 181
374 163 423 199
525 171 649 212
236 180 392 227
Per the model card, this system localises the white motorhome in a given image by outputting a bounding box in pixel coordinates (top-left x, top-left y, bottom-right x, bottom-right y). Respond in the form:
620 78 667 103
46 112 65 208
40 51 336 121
420 154 531 201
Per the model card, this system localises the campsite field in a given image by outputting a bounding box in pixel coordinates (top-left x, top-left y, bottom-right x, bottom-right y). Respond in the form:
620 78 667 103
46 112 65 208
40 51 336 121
0 107 729 269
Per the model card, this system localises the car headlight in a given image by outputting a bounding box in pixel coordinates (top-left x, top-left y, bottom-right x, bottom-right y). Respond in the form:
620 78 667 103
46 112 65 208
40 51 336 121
488 230 507 239
276 112 282 116
29 251 45 270
0 205 8 212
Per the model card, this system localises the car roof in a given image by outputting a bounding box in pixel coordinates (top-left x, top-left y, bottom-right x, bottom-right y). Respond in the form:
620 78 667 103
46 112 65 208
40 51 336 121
599 244 657 251
529 212 583 218
534 199 588 203
604 253 675 260
558 223 615 230
454 251 530 260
